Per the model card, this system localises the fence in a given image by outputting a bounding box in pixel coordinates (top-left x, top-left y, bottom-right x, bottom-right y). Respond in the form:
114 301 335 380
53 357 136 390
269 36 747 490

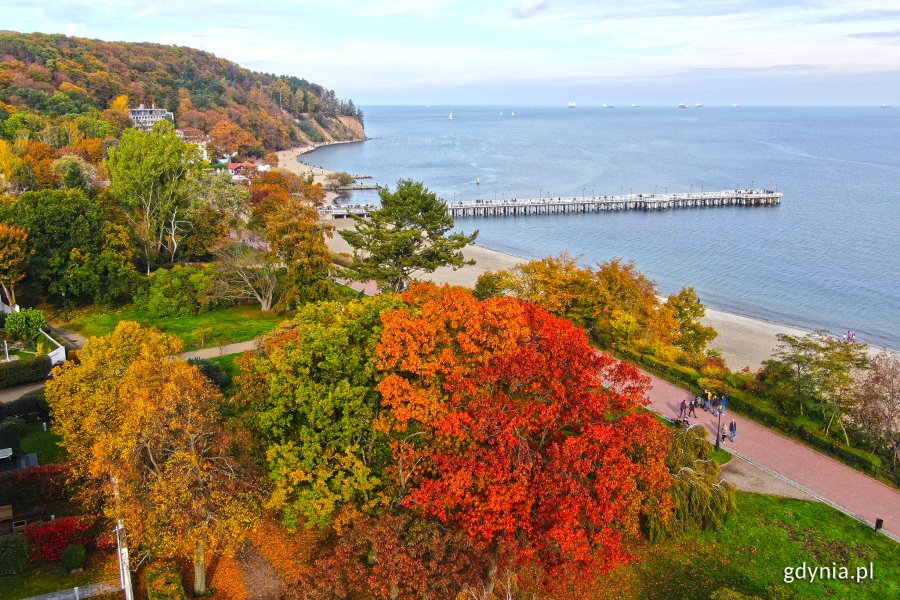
38 327 67 365
21 581 121 600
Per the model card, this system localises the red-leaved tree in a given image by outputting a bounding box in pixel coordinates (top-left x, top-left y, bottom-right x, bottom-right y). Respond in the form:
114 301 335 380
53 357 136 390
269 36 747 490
375 284 672 593
24 516 92 562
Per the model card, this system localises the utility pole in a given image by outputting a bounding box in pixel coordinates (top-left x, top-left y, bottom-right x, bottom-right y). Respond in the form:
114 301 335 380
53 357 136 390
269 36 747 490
112 477 135 600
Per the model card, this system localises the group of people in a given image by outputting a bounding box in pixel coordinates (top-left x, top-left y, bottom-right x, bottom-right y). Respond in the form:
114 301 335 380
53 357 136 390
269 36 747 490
676 389 738 443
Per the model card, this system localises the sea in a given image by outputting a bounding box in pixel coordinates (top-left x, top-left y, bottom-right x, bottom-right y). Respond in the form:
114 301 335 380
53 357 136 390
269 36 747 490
304 106 900 350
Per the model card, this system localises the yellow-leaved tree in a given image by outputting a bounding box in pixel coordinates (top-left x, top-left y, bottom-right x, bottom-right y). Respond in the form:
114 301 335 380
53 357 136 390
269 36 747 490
46 321 261 595
0 223 30 307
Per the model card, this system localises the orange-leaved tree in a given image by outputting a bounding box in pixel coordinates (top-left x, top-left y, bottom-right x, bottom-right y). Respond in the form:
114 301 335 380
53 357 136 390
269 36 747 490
375 284 672 594
46 321 262 596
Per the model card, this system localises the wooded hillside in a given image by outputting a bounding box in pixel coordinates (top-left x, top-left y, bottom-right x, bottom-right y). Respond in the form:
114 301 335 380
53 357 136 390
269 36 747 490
0 31 364 152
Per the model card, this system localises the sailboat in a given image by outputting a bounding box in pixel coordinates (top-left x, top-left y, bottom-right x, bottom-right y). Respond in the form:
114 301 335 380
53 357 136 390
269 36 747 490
568 101 576 108
448 110 454 120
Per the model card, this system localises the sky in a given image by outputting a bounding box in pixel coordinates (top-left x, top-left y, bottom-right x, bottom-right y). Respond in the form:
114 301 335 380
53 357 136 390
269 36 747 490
5 0 900 105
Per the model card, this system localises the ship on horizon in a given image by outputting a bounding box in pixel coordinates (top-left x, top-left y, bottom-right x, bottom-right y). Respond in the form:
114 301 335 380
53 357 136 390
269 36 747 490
568 101 576 108
678 103 688 109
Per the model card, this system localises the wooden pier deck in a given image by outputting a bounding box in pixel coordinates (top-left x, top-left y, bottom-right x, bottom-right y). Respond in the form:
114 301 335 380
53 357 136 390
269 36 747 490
318 189 782 219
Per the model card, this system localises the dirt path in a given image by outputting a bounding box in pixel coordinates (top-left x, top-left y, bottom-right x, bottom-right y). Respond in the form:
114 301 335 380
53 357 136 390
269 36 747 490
237 540 286 600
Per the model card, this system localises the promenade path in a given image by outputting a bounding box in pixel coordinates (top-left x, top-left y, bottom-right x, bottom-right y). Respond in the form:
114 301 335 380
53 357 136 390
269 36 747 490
647 373 900 541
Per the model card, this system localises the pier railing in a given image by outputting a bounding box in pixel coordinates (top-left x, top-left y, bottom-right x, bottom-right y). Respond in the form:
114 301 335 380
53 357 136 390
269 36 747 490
318 189 782 219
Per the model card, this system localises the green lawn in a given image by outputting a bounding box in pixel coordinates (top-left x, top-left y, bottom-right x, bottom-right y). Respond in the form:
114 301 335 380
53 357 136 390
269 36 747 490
595 492 899 599
19 423 64 464
209 353 243 379
0 553 119 600
65 304 289 350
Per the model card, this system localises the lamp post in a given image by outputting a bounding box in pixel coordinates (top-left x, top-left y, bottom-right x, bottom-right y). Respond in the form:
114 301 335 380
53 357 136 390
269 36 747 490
582 187 585 200
61 291 67 323
715 403 723 450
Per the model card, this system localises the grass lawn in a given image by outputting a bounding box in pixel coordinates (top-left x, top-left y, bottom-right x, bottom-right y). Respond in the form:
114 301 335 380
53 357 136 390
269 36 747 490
209 353 243 380
19 423 64 464
0 552 119 600
65 304 289 350
593 492 899 599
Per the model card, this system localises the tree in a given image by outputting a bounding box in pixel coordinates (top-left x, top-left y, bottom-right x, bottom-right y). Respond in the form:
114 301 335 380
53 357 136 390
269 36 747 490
5 308 49 345
667 287 718 354
62 223 139 306
208 119 262 157
1 189 105 300
213 242 282 312
476 254 680 356
759 331 869 443
45 322 261 596
852 352 900 466
265 198 333 308
235 296 402 528
106 120 201 271
375 285 672 590
0 223 30 307
642 427 735 542
340 180 477 292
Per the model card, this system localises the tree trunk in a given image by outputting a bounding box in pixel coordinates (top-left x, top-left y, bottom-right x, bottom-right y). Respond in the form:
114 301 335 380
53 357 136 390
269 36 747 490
193 540 206 597
839 419 850 447
483 559 498 597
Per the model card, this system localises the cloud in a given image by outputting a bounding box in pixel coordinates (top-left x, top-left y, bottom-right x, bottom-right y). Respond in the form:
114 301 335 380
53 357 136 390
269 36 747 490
848 30 900 39
513 0 549 19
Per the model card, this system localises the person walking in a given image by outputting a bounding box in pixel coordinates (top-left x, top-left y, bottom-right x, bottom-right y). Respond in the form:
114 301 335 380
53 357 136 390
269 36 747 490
688 397 698 418
679 398 688 420
729 418 737 443
720 394 728 415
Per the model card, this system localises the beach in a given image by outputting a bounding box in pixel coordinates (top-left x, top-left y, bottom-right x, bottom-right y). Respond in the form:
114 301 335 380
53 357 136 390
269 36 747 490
324 219 828 372
276 141 368 205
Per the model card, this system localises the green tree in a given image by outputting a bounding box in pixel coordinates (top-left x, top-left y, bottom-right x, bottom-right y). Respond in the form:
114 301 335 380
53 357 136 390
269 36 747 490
667 287 718 354
135 264 218 318
235 296 401 528
339 179 477 292
759 331 868 443
5 308 49 344
106 120 201 271
1 188 103 299
62 223 140 306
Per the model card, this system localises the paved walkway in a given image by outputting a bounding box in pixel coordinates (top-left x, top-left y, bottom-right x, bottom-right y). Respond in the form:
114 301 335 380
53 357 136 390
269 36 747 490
181 339 258 360
645 373 900 541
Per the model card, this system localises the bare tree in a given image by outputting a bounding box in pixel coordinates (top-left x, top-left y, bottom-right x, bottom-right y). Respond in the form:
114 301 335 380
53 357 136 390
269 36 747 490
853 352 900 466
213 242 282 311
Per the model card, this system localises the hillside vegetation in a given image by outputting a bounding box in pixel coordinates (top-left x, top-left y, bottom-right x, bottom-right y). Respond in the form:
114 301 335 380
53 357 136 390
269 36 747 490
0 31 364 152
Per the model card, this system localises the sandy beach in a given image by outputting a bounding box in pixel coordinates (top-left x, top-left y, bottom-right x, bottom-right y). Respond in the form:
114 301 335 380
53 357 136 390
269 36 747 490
276 141 367 205
324 219 839 371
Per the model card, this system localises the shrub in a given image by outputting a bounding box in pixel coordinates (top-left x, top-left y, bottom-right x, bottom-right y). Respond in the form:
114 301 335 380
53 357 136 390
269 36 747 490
0 416 26 453
0 534 28 576
24 516 92 562
135 264 219 318
0 388 50 421
61 543 87 570
188 358 231 391
0 463 69 508
0 354 52 389
4 308 49 343
145 562 189 600
298 119 325 143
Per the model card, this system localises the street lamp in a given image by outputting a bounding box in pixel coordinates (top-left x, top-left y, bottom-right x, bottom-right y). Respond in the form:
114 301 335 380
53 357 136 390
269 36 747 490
715 402 723 450
582 187 585 200
61 291 67 323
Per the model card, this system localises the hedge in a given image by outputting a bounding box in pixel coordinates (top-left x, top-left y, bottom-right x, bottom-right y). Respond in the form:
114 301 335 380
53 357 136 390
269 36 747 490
0 533 29 576
0 388 50 422
146 563 189 600
0 464 69 509
24 516 92 563
0 354 52 389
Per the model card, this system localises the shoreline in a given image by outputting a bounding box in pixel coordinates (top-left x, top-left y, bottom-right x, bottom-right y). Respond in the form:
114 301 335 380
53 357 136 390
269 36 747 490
275 139 370 205
324 219 864 371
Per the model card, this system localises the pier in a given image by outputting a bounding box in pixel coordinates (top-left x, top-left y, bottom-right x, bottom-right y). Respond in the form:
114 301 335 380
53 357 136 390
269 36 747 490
318 189 782 219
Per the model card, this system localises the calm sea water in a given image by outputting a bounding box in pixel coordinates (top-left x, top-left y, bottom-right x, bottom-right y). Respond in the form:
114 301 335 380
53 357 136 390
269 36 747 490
305 106 900 349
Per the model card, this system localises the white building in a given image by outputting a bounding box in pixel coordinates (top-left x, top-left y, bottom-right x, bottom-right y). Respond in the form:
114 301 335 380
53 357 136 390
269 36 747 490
129 105 174 132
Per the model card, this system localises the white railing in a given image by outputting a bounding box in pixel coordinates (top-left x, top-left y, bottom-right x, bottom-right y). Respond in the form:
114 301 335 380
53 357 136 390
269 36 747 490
39 328 67 365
